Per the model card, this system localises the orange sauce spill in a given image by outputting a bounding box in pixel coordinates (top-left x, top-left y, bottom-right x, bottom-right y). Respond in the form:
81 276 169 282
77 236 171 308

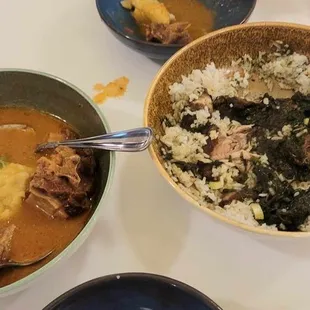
93 76 129 104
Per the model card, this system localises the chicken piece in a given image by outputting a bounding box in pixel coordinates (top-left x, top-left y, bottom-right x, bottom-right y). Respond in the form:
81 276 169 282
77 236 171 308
211 133 248 160
0 225 16 263
145 22 192 45
210 125 253 160
192 93 213 113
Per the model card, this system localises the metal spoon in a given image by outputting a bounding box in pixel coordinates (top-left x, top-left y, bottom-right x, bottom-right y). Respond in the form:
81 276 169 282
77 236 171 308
0 249 54 269
36 127 153 153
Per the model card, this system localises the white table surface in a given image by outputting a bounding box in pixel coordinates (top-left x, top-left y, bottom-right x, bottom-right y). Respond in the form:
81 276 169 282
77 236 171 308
1 0 310 309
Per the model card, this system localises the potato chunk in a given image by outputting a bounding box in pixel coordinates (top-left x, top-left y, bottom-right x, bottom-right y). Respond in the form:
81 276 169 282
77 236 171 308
121 0 171 25
0 163 34 220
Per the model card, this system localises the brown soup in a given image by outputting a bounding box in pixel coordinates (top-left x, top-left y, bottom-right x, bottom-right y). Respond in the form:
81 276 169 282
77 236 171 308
163 0 214 40
0 108 91 288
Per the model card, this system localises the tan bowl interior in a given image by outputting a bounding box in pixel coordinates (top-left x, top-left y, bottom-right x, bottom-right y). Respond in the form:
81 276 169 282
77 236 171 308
144 22 310 237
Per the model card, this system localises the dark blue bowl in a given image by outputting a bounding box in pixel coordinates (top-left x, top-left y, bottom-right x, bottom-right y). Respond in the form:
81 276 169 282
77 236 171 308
96 0 257 60
43 273 223 310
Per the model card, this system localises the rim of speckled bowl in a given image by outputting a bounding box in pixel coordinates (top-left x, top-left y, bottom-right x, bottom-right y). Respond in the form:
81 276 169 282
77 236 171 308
0 68 116 296
144 22 310 238
95 0 257 49
43 272 223 310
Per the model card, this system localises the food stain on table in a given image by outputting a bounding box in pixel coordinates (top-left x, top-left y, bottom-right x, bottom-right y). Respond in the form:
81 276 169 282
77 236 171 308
93 76 129 104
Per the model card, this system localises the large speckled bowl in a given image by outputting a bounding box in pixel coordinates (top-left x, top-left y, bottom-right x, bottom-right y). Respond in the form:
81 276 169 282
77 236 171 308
144 22 310 237
0 69 115 297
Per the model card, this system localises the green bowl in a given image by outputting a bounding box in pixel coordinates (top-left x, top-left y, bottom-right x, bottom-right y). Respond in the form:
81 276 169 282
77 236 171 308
0 69 115 297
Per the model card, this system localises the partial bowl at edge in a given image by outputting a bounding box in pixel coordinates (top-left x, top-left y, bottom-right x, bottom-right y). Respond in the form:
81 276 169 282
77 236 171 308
0 69 115 297
96 0 257 60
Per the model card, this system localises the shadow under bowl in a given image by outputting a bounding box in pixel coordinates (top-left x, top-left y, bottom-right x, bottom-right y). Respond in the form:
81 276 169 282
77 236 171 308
0 69 115 297
96 0 257 60
43 273 223 310
144 22 310 237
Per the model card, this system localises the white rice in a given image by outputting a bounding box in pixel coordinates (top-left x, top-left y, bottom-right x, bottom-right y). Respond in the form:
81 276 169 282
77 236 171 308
169 63 238 102
160 42 310 231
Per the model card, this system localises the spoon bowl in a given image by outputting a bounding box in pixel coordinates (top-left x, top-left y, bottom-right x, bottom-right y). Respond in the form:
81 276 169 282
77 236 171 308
0 250 54 269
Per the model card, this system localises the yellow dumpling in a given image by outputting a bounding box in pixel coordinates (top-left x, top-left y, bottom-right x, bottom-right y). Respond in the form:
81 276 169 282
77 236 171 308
0 163 34 220
121 0 171 25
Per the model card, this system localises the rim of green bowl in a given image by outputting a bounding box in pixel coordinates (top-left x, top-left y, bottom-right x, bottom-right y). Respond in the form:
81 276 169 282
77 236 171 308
0 68 116 295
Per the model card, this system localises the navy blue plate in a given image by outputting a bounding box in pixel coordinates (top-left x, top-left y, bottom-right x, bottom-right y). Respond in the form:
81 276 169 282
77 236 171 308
96 0 257 60
43 273 223 310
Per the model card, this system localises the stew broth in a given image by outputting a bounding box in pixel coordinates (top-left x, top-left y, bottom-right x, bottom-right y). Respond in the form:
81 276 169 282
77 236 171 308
163 0 215 40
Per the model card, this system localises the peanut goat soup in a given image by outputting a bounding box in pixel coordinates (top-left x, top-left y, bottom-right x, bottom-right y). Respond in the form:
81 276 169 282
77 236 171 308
0 107 96 287
160 41 310 232
121 0 214 45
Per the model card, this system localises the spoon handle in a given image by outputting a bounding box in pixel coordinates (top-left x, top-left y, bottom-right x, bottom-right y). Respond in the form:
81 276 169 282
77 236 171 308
38 127 154 153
